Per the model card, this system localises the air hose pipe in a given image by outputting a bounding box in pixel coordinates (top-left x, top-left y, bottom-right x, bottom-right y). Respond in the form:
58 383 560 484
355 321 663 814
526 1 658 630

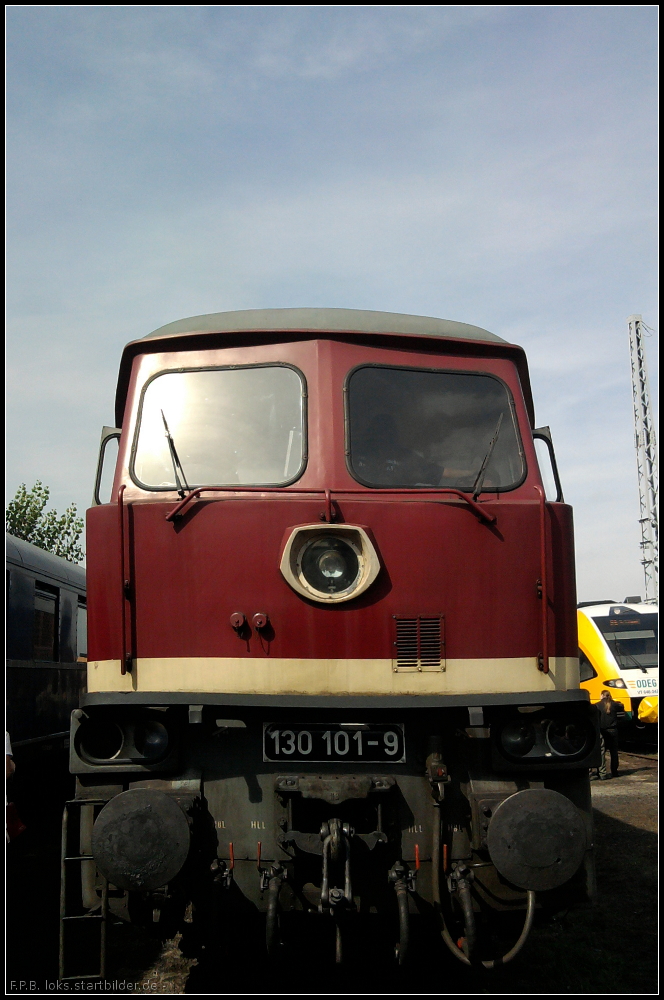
432 801 536 968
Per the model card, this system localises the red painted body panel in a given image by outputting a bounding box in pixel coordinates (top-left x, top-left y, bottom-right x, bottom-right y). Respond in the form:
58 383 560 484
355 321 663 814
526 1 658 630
87 335 578 669
86 495 577 662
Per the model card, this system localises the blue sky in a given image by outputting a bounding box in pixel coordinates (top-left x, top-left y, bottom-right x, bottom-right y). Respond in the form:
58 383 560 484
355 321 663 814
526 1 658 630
6 6 658 600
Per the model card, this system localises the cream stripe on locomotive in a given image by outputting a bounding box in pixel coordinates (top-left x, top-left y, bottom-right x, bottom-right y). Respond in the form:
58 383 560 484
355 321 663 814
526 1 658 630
88 656 580 694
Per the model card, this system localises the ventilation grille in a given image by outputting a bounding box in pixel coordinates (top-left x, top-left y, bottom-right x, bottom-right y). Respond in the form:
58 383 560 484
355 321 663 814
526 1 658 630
393 616 445 672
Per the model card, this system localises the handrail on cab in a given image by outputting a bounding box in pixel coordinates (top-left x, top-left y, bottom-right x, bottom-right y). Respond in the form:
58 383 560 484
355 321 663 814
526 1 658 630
534 484 550 674
118 485 128 676
165 486 496 525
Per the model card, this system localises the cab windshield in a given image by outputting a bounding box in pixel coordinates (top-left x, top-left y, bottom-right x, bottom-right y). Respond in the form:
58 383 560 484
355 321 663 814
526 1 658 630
592 612 658 670
347 365 524 490
132 365 305 489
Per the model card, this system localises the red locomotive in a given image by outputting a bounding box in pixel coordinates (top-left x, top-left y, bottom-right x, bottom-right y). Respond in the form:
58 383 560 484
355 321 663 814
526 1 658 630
64 309 597 975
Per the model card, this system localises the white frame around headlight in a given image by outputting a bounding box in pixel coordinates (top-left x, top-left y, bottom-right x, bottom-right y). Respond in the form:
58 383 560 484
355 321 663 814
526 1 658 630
279 523 381 603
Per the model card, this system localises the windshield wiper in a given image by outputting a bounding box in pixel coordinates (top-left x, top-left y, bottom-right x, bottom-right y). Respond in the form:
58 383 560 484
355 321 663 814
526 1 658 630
613 641 649 673
161 410 190 500
472 413 503 499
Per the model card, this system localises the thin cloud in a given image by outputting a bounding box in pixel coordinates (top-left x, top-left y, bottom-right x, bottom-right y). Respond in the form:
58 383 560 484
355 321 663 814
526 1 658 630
6 6 657 600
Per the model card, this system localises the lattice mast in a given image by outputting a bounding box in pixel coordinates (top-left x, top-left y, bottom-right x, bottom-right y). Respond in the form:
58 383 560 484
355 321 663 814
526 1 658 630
628 315 658 602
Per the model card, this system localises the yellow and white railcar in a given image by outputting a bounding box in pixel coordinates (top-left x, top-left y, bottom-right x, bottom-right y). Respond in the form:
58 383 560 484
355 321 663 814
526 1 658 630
578 602 658 726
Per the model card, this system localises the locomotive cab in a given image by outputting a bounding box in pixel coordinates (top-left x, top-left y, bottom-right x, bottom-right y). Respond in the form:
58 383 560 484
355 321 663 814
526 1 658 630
68 309 597 970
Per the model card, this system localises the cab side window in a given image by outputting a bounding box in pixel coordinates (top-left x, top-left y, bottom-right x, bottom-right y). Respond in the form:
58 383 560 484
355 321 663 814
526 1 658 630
77 598 88 662
579 650 597 682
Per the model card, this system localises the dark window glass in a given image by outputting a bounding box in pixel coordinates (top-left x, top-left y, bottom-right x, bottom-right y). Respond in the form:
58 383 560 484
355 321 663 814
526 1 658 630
579 650 597 682
77 599 87 662
34 582 58 661
347 366 524 490
133 365 305 489
592 613 658 670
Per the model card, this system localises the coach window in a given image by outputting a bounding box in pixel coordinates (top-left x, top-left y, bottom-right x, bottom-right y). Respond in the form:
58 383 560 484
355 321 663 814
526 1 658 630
132 365 306 490
34 582 59 662
346 366 525 491
77 598 88 662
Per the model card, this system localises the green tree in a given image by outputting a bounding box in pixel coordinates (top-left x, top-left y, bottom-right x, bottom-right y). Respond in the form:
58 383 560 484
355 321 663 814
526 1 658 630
6 481 84 563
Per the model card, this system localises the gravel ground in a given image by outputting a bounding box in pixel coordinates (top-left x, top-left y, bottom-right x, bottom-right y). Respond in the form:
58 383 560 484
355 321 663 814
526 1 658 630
7 750 657 995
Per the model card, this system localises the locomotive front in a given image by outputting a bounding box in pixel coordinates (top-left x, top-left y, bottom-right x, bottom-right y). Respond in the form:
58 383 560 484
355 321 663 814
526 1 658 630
71 308 598 967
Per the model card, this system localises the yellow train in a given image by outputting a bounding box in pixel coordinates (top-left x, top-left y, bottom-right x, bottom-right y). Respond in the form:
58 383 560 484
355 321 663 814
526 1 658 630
578 602 659 728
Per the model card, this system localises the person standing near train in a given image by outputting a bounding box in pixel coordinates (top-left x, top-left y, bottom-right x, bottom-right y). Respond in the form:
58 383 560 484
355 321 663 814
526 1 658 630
6 731 16 842
6 731 15 780
595 690 620 780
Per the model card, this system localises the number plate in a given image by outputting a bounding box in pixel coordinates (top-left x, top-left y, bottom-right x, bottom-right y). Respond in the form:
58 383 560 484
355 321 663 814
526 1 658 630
263 723 405 763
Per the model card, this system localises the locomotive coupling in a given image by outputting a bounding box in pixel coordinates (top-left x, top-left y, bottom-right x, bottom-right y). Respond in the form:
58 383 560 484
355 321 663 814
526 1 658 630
320 818 353 911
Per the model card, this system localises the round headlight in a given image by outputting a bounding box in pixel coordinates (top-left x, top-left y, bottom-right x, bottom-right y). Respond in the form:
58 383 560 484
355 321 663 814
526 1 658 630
134 720 170 760
281 523 381 604
545 720 591 758
500 721 536 758
300 537 360 595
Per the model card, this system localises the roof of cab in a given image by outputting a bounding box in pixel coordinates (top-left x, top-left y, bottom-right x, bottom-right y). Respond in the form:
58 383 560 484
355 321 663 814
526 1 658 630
141 308 507 344
116 307 533 427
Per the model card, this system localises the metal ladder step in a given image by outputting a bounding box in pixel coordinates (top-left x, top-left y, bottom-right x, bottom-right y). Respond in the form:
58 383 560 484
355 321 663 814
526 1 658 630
59 799 109 982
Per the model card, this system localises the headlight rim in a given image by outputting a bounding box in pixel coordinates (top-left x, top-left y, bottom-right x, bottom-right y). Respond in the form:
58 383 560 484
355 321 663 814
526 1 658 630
543 718 594 759
499 719 538 759
76 719 125 763
280 522 381 604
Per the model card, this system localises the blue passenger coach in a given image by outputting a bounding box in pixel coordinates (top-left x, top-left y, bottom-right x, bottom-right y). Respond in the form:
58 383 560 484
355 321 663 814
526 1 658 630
6 534 86 758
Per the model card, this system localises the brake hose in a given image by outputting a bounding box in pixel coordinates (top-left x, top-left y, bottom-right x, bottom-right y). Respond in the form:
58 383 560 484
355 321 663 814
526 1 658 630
265 870 283 956
456 876 477 961
395 878 410 965
432 801 536 968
